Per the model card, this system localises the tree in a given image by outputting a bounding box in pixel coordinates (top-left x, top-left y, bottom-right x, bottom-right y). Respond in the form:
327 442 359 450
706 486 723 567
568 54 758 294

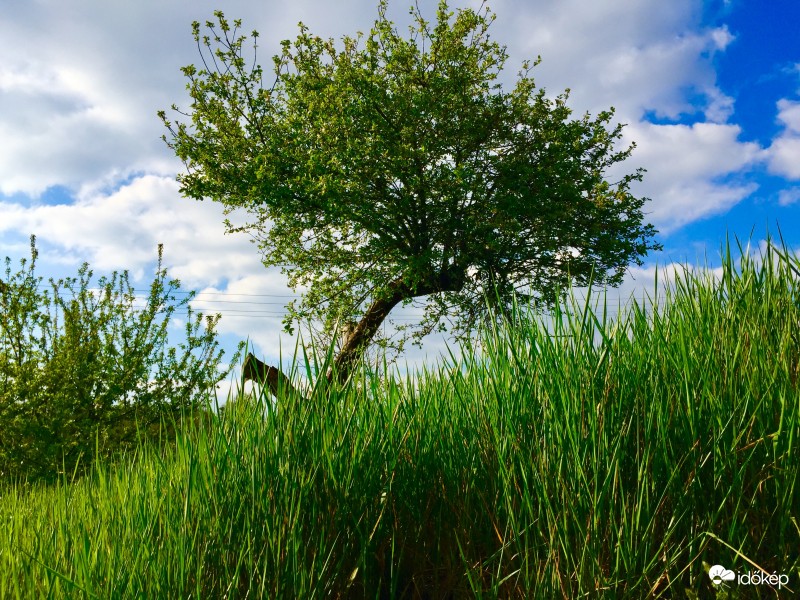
0 238 237 482
160 1 661 396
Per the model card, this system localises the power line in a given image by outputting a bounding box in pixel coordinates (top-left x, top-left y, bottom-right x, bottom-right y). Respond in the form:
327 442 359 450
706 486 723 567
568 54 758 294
12 284 632 321
186 299 295 305
20 284 636 304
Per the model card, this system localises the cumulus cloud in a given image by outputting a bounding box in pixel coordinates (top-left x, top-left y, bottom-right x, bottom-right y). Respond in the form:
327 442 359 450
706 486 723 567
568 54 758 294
767 99 800 180
479 0 757 232
1 0 764 230
0 60 152 196
619 122 762 231
778 188 800 206
776 99 800 132
0 174 267 286
193 275 298 356
491 0 733 122
0 0 374 198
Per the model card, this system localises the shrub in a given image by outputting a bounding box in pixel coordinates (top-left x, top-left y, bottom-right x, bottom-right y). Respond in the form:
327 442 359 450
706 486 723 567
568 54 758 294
0 236 239 483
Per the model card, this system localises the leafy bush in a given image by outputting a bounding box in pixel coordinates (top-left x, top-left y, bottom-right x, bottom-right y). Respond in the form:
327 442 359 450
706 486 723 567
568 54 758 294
0 236 238 483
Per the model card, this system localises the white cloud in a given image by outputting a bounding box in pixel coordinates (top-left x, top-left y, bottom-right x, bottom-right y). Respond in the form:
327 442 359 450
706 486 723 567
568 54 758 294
710 25 735 51
478 0 757 233
0 54 176 196
0 0 375 198
193 276 297 356
778 188 800 206
0 175 265 286
776 99 800 133
0 0 763 227
769 138 800 179
620 122 762 231
492 0 733 123
766 99 800 180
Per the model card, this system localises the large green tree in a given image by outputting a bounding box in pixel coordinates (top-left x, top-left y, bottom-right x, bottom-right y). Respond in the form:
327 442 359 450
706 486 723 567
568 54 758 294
161 1 660 396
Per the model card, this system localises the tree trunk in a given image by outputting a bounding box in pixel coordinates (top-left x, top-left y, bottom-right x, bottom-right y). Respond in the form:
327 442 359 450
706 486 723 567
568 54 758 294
242 271 463 398
328 278 410 384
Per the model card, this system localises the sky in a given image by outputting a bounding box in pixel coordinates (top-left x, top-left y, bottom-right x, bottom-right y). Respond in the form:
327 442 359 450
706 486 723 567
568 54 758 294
1 0 799 384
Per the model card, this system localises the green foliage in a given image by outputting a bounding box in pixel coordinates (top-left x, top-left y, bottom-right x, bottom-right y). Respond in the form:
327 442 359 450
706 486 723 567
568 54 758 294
0 237 238 483
160 1 661 362
1 237 797 597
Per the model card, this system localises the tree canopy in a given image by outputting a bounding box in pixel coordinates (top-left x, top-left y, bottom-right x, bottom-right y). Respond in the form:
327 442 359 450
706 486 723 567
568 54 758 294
161 1 661 394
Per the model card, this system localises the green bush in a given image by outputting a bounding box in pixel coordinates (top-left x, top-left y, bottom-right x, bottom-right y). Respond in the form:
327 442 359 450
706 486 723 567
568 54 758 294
0 236 238 483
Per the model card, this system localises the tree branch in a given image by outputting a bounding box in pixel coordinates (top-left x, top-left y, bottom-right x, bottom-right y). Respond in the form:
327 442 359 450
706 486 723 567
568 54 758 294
242 352 301 398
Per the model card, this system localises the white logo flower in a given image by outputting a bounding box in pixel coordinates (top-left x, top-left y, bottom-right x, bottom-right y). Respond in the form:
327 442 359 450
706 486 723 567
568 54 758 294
709 564 736 585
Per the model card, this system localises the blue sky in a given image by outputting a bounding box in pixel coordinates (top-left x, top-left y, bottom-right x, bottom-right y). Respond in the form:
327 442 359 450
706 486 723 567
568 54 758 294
1 0 798 377
676 0 800 251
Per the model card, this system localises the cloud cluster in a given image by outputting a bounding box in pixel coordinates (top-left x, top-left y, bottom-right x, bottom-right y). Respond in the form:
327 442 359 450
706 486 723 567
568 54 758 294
0 175 263 285
496 0 734 121
622 122 762 231
767 99 800 180
0 0 375 198
0 0 769 229
485 0 762 232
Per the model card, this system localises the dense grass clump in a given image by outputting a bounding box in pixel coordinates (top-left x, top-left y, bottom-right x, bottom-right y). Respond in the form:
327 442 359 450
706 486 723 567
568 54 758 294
1 241 798 598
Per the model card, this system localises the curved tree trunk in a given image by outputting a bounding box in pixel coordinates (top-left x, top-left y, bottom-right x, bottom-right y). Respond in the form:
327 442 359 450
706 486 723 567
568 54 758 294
242 272 463 398
328 277 411 384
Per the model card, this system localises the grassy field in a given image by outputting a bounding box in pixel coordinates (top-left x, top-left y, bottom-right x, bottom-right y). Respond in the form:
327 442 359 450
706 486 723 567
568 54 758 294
1 240 798 598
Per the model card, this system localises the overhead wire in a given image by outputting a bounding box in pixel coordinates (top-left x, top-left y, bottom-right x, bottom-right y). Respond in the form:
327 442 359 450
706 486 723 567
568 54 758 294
37 285 634 321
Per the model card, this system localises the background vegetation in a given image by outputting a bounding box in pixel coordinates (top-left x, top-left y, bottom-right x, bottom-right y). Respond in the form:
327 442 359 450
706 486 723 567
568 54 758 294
0 237 237 483
0 239 798 598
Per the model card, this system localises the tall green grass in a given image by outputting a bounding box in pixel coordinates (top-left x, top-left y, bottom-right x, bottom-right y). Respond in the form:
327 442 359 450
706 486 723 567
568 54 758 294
1 239 798 598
